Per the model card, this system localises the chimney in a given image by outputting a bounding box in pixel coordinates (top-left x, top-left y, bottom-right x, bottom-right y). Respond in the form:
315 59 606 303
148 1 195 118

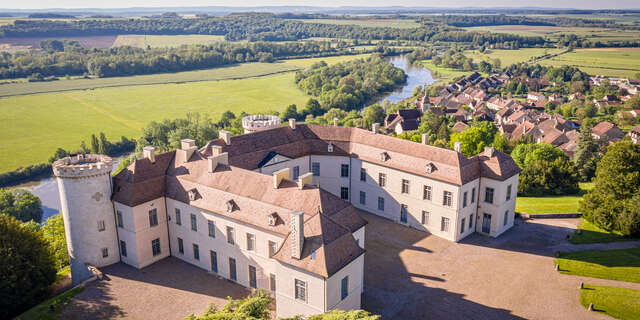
289 118 296 130
273 168 290 189
207 152 229 173
333 118 339 126
143 146 155 163
297 172 313 190
484 146 495 158
219 130 231 145
372 123 380 134
422 133 429 145
177 139 197 163
290 210 304 260
454 141 462 153
211 145 223 157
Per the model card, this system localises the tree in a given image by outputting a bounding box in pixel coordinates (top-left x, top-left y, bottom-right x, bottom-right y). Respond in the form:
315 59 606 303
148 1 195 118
580 140 640 236
573 119 599 181
90 133 100 153
449 121 496 157
511 143 566 169
0 214 57 318
0 189 43 223
361 104 385 130
518 157 579 196
218 111 236 128
98 132 110 155
282 104 299 121
303 98 323 117
291 310 380 320
41 214 69 270
184 290 272 320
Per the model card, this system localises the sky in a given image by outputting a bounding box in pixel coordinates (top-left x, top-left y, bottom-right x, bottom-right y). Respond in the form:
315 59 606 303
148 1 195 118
1 1 639 10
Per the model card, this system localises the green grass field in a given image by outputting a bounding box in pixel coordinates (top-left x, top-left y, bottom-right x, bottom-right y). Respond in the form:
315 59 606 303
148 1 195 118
580 284 640 320
419 60 475 85
296 18 420 29
556 247 640 283
516 182 593 214
463 25 640 44
570 218 638 244
112 34 227 48
539 48 640 78
465 48 565 66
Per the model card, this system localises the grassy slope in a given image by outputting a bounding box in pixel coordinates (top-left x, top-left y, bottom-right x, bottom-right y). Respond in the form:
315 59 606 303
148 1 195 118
556 247 640 283
538 48 640 78
570 218 638 244
580 284 640 320
515 182 593 214
465 48 565 66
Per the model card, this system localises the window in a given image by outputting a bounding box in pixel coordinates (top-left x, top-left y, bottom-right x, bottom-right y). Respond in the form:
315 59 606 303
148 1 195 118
485 187 494 204
229 258 237 281
210 250 218 273
359 191 366 205
356 168 365 183
401 179 410 194
97 220 105 232
504 210 509 226
341 187 349 200
443 191 453 207
471 188 476 204
120 240 127 257
102 248 108 258
246 233 255 251
249 265 257 289
341 276 349 300
506 185 512 201
441 217 450 232
463 192 468 208
377 197 385 211
469 214 473 229
178 238 184 254
152 238 161 256
341 164 349 177
117 210 124 228
295 279 307 302
270 274 276 291
227 226 235 245
193 243 200 260
312 162 320 176
421 211 430 225
423 185 432 200
293 166 300 180
208 220 215 238
149 209 158 227
400 204 408 223
175 208 182 225
190 213 197 232
461 218 466 233
268 240 277 257
378 173 386 187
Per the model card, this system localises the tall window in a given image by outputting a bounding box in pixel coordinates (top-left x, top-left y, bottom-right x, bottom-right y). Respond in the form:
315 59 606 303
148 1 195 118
120 240 127 257
178 237 184 254
504 210 509 226
360 168 367 181
400 204 408 223
190 213 197 232
227 226 235 245
401 179 410 194
359 191 366 205
246 233 255 251
175 208 181 225
229 258 237 281
463 192 468 208
341 164 349 177
295 279 307 302
152 238 161 256
149 209 158 227
441 217 450 232
377 197 385 211
97 220 105 232
485 187 494 204
422 211 430 225
293 166 300 180
210 250 218 273
116 210 124 228
471 188 476 204
461 218 466 233
312 162 320 176
193 243 200 260
249 265 257 289
378 173 386 187
102 248 109 258
270 274 276 291
443 191 453 207
469 214 473 229
341 276 349 300
506 185 512 201
268 240 277 257
208 220 215 238
341 187 349 200
423 185 432 200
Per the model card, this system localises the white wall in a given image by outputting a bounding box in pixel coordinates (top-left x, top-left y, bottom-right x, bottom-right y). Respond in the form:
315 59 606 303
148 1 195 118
275 262 326 319
476 174 519 237
325 254 364 312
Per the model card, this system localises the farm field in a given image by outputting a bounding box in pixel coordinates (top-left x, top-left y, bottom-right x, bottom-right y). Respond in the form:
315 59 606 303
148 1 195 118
0 35 118 49
538 48 640 78
111 34 227 48
464 25 640 44
465 48 565 66
296 18 421 29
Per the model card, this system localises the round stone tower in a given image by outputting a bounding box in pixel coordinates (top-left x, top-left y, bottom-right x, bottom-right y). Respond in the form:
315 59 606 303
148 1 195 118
53 154 119 285
242 114 281 133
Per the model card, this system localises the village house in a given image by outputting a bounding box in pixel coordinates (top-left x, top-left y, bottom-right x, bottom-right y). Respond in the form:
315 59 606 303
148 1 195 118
384 108 423 134
628 126 640 144
591 121 625 142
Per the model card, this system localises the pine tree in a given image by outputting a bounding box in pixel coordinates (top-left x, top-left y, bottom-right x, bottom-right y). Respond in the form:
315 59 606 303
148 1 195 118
98 132 109 155
90 134 99 154
437 122 450 142
573 120 599 181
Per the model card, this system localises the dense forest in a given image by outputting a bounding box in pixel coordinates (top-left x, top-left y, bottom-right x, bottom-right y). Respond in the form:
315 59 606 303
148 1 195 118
420 14 637 30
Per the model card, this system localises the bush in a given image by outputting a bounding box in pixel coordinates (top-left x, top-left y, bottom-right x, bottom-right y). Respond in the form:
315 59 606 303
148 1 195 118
0 188 43 223
518 158 580 196
41 214 69 270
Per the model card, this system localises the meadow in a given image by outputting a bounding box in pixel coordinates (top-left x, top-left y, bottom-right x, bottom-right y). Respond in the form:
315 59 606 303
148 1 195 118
111 34 227 48
419 61 474 85
0 54 370 172
463 25 640 44
538 48 640 78
465 48 565 66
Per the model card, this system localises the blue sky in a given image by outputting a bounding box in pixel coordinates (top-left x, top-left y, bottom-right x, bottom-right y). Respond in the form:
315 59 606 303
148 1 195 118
2 1 639 10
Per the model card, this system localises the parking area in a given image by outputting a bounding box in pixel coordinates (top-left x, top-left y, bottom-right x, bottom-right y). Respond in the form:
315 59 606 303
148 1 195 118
361 213 612 320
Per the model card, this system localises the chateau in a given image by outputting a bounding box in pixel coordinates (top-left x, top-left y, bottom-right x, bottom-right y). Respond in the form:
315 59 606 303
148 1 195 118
53 120 520 318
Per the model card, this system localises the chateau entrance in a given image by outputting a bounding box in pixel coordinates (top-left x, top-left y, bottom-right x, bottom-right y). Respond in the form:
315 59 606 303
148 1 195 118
482 213 492 234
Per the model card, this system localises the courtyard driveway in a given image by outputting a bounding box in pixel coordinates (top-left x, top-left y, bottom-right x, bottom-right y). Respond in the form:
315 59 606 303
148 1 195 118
61 257 250 320
361 213 620 320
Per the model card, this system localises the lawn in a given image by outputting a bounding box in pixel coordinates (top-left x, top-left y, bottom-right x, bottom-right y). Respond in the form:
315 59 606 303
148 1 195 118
515 182 593 214
556 247 640 283
570 218 638 244
465 48 565 66
15 287 84 320
539 48 640 78
112 34 227 48
580 284 640 320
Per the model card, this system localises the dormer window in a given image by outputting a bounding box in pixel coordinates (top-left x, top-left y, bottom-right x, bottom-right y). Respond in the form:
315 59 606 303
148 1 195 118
226 200 237 213
268 212 279 226
188 189 199 201
380 152 389 162
425 163 436 174
327 144 334 153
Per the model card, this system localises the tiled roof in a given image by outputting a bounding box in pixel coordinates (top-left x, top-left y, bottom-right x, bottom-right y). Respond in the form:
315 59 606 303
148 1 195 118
592 121 617 136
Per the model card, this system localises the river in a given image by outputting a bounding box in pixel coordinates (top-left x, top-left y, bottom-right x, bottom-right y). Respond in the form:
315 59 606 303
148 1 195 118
14 55 436 223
